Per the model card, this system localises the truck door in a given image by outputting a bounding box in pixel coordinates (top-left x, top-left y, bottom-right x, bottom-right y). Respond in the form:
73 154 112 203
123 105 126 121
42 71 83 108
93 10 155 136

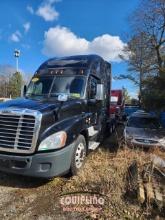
88 75 102 129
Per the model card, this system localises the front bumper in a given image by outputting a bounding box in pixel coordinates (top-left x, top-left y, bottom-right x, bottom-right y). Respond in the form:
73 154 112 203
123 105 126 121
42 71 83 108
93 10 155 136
0 142 75 178
126 139 163 149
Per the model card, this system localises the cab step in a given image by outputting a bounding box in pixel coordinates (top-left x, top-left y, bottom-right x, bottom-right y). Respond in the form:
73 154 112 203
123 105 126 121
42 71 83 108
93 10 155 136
88 126 99 137
88 141 100 150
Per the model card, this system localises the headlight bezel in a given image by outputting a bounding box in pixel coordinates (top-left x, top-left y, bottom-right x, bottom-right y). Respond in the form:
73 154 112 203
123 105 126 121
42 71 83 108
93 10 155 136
38 131 67 151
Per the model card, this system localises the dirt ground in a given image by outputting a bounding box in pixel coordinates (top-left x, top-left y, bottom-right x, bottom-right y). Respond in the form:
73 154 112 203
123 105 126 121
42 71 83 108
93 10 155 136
0 126 164 220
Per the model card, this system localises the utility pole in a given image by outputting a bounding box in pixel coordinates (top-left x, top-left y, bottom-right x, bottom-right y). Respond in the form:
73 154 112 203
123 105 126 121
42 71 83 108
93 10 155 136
14 49 20 72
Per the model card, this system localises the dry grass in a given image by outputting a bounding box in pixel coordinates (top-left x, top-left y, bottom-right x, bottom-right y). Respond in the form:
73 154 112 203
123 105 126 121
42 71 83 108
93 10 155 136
61 147 153 219
148 147 165 160
1 125 164 220
0 145 163 220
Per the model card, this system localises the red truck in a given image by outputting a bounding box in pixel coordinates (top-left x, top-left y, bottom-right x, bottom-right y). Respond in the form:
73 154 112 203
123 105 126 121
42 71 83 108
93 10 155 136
110 90 125 123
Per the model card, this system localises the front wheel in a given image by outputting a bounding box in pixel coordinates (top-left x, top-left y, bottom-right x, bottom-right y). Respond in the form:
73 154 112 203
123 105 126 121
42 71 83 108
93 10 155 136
70 135 87 175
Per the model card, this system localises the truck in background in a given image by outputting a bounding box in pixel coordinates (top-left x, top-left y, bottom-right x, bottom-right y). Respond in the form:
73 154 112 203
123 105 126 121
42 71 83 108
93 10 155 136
109 90 125 125
0 55 112 178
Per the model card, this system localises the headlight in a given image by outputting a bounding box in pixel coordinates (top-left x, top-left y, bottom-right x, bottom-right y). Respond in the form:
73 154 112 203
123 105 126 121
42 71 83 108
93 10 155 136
159 138 165 145
126 134 133 140
124 130 133 140
38 131 67 151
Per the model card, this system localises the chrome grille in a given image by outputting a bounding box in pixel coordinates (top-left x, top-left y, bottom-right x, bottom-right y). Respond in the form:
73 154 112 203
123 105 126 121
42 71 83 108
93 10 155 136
0 109 42 154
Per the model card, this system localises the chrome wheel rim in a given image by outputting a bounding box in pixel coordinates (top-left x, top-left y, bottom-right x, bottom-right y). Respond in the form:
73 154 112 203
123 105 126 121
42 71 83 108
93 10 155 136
75 143 86 169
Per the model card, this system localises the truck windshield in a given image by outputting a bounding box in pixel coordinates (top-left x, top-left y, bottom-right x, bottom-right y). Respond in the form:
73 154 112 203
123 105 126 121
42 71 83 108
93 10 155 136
26 75 86 99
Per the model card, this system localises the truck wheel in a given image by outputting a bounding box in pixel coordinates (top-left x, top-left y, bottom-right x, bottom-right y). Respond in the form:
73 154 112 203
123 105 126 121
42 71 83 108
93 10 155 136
70 135 87 175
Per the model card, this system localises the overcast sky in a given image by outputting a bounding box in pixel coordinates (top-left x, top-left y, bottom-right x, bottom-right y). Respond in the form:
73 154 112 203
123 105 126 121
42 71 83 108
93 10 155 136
0 0 139 98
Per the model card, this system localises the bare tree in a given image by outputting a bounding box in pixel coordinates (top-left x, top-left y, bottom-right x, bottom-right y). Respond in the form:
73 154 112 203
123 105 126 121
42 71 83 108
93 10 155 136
116 0 165 107
117 32 155 103
131 0 165 73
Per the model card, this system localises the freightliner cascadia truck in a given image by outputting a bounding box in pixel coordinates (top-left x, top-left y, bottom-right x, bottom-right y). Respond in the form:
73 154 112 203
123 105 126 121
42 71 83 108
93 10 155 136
0 55 112 178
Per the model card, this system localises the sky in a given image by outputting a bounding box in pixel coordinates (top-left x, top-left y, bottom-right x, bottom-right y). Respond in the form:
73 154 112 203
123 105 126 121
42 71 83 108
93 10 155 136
0 0 139 98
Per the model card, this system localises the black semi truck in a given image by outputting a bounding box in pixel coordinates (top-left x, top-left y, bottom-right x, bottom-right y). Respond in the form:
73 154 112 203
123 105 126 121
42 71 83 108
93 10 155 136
0 55 112 178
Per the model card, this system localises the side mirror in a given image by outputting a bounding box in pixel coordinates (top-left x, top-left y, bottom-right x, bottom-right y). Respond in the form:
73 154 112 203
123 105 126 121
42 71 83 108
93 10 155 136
58 94 68 102
23 85 27 97
96 84 104 101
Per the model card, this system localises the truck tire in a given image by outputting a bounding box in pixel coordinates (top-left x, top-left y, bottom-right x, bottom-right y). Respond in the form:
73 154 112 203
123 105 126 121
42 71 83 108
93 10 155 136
70 135 87 175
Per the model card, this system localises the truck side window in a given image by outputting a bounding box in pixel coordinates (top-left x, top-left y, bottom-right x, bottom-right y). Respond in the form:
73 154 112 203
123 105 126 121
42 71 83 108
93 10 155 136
89 77 97 99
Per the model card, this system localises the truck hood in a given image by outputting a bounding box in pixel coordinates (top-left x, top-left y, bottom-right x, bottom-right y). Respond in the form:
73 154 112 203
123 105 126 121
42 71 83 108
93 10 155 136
0 98 60 113
0 97 84 140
